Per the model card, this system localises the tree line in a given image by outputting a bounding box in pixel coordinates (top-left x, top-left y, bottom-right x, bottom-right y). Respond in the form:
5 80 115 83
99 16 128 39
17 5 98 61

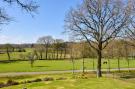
0 36 134 61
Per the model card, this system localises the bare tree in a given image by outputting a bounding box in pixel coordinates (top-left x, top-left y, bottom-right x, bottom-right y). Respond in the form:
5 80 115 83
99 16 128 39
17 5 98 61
116 42 123 72
63 42 67 59
26 52 36 68
68 42 76 77
65 0 133 77
80 42 85 74
123 40 130 72
37 36 54 60
54 39 64 60
34 44 44 60
5 44 13 61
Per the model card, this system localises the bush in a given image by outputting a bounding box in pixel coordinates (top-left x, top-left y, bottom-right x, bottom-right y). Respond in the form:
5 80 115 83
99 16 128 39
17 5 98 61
31 78 42 82
6 79 19 86
0 82 5 88
43 77 54 81
26 80 32 83
17 49 26 52
56 77 67 80
26 78 42 83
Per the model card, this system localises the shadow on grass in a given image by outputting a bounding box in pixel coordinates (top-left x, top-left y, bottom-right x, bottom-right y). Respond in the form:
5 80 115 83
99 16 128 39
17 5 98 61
35 66 50 68
0 60 27 64
120 72 135 79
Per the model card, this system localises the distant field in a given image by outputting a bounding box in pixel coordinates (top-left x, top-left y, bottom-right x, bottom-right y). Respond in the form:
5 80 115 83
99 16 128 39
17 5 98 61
1 73 135 89
0 59 135 72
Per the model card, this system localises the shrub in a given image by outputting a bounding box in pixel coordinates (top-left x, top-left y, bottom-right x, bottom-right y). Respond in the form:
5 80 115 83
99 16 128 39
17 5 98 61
26 80 32 83
26 78 42 83
6 79 19 86
31 78 42 82
56 77 67 80
43 77 54 81
0 82 5 88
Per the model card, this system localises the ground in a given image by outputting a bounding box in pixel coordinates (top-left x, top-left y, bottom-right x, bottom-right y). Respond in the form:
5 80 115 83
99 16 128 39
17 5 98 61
0 48 135 89
1 73 135 89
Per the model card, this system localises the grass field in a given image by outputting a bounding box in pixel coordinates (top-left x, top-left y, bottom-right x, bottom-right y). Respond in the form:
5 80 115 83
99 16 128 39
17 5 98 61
0 48 135 72
0 59 135 72
1 73 135 89
0 49 135 89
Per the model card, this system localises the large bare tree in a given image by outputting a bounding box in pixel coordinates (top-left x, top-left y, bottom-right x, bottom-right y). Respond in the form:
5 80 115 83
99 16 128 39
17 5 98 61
65 0 134 77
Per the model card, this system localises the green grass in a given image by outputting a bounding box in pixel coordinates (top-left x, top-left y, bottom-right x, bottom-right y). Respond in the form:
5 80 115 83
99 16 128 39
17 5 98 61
0 49 135 89
0 48 135 72
0 59 135 72
1 73 135 89
0 48 32 60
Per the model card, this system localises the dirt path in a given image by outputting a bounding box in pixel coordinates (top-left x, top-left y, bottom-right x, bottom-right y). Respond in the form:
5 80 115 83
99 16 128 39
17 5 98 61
0 68 134 77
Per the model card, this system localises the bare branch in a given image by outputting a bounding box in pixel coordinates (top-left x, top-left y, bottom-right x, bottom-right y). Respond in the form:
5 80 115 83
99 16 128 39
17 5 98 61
3 0 38 13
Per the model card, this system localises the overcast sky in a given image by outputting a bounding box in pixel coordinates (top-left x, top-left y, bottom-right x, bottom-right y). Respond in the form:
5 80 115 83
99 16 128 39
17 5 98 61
0 0 81 44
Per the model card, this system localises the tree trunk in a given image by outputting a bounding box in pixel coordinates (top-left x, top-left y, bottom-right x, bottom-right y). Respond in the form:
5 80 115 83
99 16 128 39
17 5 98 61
35 51 39 60
64 48 66 59
82 57 85 73
97 49 102 78
60 49 63 59
40 52 43 60
118 57 120 72
7 48 11 61
71 57 75 77
92 58 95 71
53 50 56 60
51 49 53 60
127 58 130 72
45 48 48 60
57 49 59 60
108 58 110 73
31 62 33 67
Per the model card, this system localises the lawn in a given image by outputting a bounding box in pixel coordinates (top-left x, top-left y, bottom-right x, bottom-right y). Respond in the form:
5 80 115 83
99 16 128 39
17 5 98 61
0 58 135 72
1 73 135 89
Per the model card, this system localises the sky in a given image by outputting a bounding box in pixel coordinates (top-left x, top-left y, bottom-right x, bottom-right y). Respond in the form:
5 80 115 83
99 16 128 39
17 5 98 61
0 0 81 44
